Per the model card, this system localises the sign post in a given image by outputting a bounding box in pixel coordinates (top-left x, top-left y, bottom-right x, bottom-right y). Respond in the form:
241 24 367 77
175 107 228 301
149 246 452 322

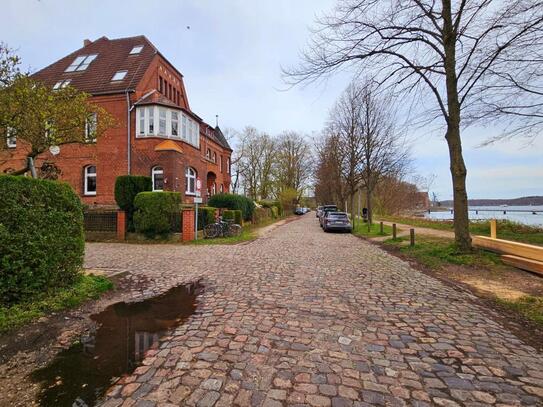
194 178 202 240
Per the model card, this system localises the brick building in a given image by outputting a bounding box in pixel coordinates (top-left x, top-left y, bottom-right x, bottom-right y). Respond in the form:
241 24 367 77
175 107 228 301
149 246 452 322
0 35 232 206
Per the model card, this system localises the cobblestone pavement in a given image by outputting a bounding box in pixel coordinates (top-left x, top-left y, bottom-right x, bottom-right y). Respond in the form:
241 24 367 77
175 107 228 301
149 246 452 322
85 215 543 407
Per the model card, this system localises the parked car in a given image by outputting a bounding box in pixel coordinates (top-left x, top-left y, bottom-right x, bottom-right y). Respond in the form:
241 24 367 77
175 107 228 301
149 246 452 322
319 205 339 227
294 207 305 215
316 206 323 218
323 212 352 233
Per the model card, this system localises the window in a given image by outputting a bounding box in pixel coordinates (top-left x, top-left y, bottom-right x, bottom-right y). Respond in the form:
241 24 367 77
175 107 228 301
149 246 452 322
227 157 230 174
111 70 128 81
206 148 212 160
176 91 180 105
171 111 179 137
53 79 71 89
168 84 172 100
6 128 16 148
159 108 166 135
211 183 216 195
219 184 224 193
147 107 154 134
65 54 97 72
138 108 145 135
185 167 196 195
182 115 187 140
130 45 143 55
220 156 223 172
85 113 97 143
213 152 217 163
84 165 97 196
152 166 164 191
159 77 163 93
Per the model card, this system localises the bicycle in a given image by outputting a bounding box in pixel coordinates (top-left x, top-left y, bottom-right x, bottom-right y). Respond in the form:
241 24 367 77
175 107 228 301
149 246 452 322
203 216 242 238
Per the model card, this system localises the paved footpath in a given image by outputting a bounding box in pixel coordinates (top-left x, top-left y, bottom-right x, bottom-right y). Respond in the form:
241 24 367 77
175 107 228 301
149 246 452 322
85 216 543 407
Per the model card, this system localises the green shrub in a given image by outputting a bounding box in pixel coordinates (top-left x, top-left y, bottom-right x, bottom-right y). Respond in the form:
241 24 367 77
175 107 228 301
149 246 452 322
114 176 152 231
208 193 255 221
133 192 180 238
270 206 279 219
223 209 243 225
0 176 84 305
259 199 283 216
253 207 271 224
197 206 217 230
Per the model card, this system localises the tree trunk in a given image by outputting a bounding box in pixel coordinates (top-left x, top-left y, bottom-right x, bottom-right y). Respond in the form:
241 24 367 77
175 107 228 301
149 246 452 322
350 192 356 226
443 0 472 252
367 187 373 230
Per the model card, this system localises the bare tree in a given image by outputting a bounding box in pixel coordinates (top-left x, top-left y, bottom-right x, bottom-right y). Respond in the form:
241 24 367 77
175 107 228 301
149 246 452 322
356 82 410 227
284 0 543 251
314 133 346 206
274 131 313 200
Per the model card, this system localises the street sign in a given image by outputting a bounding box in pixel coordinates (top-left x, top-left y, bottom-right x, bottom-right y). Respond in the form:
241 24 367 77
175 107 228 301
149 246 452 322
196 178 202 192
193 197 203 204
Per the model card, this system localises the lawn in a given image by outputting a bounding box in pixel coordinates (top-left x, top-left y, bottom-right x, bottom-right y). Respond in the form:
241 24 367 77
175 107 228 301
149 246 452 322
0 274 113 333
378 215 543 246
383 235 502 270
497 296 543 327
352 221 393 238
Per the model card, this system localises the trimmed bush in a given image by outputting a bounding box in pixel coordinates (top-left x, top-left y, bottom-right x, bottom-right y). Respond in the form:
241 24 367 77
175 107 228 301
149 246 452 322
114 176 152 231
208 193 255 221
253 207 272 224
223 209 243 225
133 192 180 238
0 176 84 305
197 206 217 230
259 199 283 217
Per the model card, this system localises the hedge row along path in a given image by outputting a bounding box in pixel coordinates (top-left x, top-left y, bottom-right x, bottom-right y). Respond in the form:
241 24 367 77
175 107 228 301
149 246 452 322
85 215 543 407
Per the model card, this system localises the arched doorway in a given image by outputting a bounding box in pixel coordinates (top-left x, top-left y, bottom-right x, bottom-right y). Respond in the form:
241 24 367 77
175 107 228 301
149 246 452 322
206 171 217 197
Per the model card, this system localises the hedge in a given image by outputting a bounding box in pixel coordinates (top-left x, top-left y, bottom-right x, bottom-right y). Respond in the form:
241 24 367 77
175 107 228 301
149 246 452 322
258 199 283 217
223 209 242 225
114 176 152 231
253 207 272 224
208 193 255 221
0 176 84 305
197 206 217 230
133 192 180 238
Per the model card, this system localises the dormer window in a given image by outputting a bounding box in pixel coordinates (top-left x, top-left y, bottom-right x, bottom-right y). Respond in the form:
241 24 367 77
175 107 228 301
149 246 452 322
53 79 71 89
65 54 97 72
130 45 143 55
111 70 128 81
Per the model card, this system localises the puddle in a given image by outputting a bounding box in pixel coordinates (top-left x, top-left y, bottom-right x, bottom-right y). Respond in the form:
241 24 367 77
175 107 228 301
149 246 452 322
31 281 202 407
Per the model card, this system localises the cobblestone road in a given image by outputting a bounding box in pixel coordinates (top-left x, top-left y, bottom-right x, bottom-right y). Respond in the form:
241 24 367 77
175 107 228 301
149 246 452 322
85 215 543 407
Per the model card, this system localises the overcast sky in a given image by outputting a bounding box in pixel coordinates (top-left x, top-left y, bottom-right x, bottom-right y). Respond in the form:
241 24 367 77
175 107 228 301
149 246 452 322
2 0 542 200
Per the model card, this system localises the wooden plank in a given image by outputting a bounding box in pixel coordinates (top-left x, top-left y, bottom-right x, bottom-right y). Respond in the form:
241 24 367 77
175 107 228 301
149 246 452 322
501 255 543 276
473 235 543 262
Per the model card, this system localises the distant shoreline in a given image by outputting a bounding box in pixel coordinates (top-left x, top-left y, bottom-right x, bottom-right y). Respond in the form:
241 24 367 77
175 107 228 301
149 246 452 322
439 196 543 207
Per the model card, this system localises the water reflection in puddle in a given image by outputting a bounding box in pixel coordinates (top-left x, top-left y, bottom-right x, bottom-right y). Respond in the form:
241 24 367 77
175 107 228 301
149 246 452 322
31 281 202 407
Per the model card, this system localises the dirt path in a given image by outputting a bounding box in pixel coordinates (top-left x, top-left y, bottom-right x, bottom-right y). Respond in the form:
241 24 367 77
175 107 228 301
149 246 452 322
371 220 455 242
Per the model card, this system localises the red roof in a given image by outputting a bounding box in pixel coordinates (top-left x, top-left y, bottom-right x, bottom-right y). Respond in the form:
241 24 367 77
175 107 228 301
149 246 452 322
32 36 157 95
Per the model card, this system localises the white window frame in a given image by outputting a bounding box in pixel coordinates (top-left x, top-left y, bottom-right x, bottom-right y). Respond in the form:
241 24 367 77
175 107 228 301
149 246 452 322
185 167 196 195
130 45 144 55
53 79 71 90
85 112 97 143
111 70 128 81
147 106 154 135
6 128 16 148
158 107 167 135
65 54 97 72
84 165 97 196
138 108 145 135
152 166 164 192
171 111 179 138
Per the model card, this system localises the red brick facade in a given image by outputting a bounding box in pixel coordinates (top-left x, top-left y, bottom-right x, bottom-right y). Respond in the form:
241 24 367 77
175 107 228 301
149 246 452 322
0 36 232 206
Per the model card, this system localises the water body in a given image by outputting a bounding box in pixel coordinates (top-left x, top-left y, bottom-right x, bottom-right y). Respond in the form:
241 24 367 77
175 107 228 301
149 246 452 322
426 205 543 227
31 281 202 407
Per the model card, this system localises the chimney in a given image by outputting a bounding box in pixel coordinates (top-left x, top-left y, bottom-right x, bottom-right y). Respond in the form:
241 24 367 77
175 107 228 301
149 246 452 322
83 39 92 47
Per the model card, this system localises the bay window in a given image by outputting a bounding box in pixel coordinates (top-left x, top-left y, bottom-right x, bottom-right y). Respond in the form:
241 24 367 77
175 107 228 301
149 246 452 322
136 106 199 147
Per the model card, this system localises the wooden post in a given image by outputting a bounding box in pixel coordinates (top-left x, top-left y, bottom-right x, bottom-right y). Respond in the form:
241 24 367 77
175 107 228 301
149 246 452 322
490 219 497 239
116 210 126 241
392 223 397 239
380 221 384 234
410 228 415 247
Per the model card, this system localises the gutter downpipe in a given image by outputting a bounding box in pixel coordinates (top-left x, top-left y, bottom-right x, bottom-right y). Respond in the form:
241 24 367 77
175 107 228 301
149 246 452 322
126 91 132 175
